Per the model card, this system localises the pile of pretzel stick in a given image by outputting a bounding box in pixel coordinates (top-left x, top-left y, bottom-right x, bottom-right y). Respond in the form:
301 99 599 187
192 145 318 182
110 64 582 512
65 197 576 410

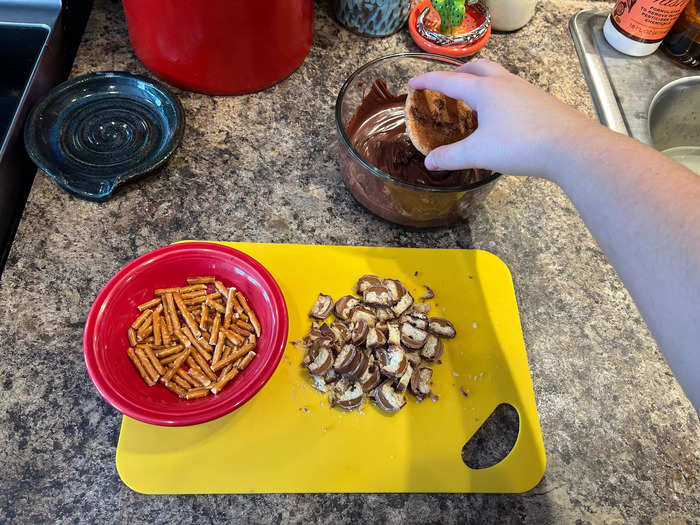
125 276 261 400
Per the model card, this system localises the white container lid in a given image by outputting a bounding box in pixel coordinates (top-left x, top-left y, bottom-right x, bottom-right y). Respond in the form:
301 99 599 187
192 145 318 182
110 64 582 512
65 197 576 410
603 15 662 57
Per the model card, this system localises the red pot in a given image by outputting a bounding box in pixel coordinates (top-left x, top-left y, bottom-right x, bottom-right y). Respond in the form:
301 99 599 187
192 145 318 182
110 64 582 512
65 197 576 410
121 0 314 95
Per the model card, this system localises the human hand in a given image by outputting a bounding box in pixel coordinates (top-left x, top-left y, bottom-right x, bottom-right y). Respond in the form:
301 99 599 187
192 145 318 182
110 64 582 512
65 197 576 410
408 59 603 179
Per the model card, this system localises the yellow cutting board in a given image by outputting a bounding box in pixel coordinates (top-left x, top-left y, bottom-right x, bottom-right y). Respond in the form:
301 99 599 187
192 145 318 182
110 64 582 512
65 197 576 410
116 242 545 493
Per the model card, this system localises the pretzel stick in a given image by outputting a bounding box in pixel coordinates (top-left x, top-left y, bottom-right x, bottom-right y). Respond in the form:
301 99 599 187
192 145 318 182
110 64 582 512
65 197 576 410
181 290 206 300
186 386 211 399
218 364 233 379
127 347 155 386
138 298 161 311
199 303 209 332
135 346 160 383
173 373 192 390
212 331 225 366
237 351 256 371
235 319 255 332
180 284 207 293
214 280 229 297
207 299 226 315
173 293 202 339
211 368 239 394
163 348 190 383
127 327 138 347
162 378 186 398
184 296 207 306
224 329 244 347
160 352 185 365
152 311 162 346
224 294 240 315
163 293 180 332
136 317 153 340
236 292 260 336
191 346 217 381
155 344 184 358
223 288 235 329
187 276 215 285
209 314 222 345
205 292 222 302
176 368 199 387
131 309 153 330
174 330 191 351
155 287 181 296
181 326 212 360
211 343 253 372
141 345 165 376
188 367 211 387
161 320 171 346
228 324 251 337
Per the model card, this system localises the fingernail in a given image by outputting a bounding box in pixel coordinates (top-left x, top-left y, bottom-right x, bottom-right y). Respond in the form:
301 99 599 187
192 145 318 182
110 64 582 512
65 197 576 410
425 154 436 170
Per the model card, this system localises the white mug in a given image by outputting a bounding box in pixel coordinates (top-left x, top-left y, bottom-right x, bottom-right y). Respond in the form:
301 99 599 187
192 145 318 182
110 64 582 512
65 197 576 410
482 0 537 31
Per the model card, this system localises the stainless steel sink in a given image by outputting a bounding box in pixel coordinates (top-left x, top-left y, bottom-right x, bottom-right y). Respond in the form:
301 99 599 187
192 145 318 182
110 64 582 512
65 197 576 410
0 0 92 277
569 10 696 146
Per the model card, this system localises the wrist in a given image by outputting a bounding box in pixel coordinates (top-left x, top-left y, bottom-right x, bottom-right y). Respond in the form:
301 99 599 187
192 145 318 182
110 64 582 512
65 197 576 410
540 119 614 185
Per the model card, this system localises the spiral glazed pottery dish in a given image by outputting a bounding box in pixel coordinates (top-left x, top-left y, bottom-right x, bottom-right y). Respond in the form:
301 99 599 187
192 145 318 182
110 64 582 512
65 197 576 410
24 71 184 201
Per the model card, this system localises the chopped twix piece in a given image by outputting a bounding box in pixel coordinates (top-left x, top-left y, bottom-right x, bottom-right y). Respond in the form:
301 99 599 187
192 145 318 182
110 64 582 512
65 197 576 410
299 275 457 414
125 275 260 398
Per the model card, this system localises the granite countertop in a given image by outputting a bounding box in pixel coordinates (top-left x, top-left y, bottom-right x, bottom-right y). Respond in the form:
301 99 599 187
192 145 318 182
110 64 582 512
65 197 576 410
1 0 698 522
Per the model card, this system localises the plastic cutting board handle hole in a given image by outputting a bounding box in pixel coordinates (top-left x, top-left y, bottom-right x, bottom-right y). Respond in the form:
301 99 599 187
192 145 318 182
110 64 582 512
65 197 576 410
462 403 520 469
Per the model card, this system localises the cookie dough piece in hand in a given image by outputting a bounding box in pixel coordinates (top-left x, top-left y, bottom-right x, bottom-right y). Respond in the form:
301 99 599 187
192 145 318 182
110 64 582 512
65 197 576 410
405 87 477 155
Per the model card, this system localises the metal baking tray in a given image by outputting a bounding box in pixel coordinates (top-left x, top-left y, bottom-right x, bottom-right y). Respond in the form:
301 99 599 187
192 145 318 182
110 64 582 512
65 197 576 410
569 9 695 146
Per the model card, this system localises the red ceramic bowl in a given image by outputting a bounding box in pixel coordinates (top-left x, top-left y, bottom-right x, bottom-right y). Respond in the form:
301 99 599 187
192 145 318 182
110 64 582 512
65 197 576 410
83 242 288 426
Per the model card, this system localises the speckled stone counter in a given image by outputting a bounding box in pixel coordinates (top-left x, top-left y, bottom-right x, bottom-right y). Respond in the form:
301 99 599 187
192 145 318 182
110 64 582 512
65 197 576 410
1 0 698 522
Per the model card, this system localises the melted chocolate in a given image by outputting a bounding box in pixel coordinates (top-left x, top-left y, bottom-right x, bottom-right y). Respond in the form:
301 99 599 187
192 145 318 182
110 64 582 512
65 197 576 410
346 79 481 188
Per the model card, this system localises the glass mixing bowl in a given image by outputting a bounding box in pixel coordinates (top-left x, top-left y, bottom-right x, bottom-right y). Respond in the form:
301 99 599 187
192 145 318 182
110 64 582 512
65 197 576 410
335 53 501 228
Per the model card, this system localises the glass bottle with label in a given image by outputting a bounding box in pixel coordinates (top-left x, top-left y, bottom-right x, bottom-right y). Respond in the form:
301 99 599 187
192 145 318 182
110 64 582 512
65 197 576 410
662 0 700 67
604 0 690 56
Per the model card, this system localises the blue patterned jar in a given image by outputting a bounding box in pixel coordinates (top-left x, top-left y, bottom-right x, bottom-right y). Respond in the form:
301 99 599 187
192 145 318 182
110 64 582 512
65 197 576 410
335 0 412 37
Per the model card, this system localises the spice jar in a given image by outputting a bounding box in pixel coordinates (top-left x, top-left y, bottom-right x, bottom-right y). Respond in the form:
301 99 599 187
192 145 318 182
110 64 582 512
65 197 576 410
662 0 700 67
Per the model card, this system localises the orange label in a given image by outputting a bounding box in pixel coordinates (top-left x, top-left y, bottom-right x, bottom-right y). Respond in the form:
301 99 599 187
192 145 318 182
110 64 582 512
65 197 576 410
612 0 691 41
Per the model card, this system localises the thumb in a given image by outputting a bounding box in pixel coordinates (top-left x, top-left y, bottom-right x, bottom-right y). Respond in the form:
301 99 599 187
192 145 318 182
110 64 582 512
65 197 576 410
424 130 486 171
